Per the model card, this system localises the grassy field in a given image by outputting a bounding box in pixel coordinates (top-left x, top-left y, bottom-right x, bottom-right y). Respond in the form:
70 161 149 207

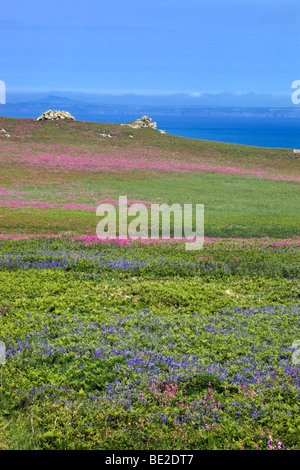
0 117 299 450
0 117 299 238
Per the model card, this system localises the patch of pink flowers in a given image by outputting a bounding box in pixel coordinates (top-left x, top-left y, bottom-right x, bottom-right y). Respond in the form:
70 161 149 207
139 379 184 407
1 140 300 181
0 198 153 211
254 428 284 450
1 233 300 249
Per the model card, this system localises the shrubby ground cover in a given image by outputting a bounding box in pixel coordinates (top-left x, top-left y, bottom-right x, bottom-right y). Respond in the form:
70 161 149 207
0 236 300 450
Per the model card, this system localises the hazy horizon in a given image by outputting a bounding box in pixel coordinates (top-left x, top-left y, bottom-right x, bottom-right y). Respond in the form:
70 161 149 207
3 90 297 109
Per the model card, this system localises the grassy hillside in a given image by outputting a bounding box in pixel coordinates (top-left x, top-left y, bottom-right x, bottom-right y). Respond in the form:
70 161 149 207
0 117 299 238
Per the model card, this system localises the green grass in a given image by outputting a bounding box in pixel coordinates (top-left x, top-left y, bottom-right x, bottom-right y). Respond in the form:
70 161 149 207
0 117 299 450
0 172 299 237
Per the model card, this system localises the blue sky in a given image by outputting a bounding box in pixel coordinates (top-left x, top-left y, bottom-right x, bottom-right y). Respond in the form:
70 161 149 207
0 0 299 95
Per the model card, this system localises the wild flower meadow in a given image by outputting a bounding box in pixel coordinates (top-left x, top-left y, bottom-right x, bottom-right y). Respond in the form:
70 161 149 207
0 118 299 449
0 236 300 449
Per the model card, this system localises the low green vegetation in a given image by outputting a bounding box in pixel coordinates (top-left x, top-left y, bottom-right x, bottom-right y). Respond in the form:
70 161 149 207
0 237 299 450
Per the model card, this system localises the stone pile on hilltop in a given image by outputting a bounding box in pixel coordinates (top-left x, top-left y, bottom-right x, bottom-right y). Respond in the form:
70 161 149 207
121 115 166 134
123 115 157 129
37 110 75 121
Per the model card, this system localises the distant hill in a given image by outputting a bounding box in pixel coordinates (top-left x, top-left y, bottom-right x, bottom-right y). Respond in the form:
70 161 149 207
5 90 296 107
1 93 300 120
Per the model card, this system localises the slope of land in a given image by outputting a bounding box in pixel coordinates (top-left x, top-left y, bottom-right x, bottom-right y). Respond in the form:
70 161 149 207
0 117 299 238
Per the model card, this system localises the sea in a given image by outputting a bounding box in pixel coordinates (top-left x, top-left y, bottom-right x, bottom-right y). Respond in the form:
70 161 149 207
72 113 300 149
2 110 300 149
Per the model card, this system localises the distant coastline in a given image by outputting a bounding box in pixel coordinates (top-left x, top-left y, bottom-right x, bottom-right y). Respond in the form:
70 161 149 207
1 107 299 149
1 94 300 148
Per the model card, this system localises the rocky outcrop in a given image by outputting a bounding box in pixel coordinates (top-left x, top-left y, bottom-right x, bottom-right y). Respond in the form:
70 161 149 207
37 110 75 121
121 115 167 134
122 116 157 130
293 149 300 154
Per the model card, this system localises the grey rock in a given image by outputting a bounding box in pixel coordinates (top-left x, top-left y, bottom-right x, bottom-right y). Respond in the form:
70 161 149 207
124 115 157 130
37 110 75 121
99 132 112 138
0 127 10 137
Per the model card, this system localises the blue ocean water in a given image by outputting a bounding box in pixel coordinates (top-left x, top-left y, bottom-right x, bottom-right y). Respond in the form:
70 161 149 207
2 110 300 148
76 113 300 149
